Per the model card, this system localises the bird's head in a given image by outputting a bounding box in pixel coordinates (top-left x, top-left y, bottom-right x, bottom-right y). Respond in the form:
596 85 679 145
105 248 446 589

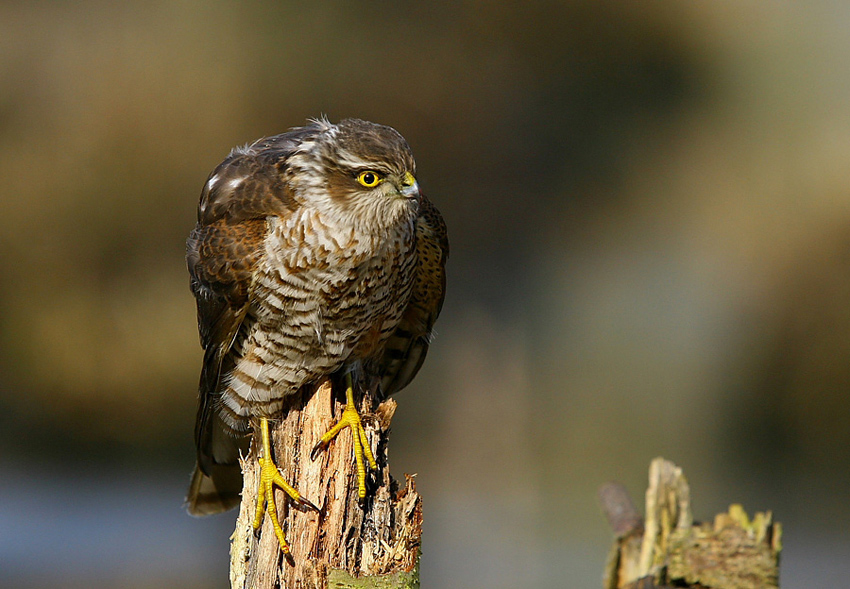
286 118 421 232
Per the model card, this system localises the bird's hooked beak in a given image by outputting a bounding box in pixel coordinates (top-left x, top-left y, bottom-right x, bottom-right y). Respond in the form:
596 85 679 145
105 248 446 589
400 171 420 200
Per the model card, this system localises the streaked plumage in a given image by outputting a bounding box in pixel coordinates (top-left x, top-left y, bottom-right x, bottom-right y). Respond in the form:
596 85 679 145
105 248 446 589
186 118 448 516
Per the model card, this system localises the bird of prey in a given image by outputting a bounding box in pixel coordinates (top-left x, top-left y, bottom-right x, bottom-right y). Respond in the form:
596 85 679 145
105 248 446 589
185 118 448 559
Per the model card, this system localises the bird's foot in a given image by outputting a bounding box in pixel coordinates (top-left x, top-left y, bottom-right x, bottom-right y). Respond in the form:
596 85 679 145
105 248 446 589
253 417 319 564
311 373 377 500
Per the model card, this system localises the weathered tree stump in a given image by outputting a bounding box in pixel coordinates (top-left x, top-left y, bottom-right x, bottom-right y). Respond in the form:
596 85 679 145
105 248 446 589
229 378 422 589
600 458 782 589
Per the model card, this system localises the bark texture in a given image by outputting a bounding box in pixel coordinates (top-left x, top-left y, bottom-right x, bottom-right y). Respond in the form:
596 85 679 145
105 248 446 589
601 458 782 589
230 378 422 589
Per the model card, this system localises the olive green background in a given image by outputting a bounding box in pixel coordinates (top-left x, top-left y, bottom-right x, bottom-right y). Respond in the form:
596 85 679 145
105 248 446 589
1 2 849 587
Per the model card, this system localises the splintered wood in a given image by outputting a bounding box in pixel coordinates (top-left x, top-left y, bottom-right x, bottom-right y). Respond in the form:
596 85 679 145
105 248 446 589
230 379 422 589
600 458 782 589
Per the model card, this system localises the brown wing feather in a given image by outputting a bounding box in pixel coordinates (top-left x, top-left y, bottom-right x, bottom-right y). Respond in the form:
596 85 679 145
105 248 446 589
188 217 266 453
186 136 302 514
379 194 449 397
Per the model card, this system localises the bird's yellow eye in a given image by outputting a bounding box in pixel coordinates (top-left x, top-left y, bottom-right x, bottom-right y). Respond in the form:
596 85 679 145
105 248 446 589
356 171 383 188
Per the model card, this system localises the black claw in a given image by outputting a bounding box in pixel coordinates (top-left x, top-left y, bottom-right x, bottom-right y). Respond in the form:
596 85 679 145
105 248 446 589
310 441 325 461
299 496 321 513
282 550 295 567
358 493 374 510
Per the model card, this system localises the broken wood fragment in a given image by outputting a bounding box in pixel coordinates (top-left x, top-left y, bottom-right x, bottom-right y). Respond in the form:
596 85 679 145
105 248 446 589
601 458 781 589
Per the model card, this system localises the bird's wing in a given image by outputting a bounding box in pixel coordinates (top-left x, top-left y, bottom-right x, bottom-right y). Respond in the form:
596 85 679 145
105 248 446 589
379 194 449 397
186 138 301 513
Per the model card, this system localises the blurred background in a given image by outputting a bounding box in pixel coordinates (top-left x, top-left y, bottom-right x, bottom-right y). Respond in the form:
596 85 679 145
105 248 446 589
1 1 849 587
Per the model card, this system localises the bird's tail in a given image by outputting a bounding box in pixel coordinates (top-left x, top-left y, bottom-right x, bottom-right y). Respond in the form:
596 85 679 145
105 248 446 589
186 460 243 516
187 389 248 516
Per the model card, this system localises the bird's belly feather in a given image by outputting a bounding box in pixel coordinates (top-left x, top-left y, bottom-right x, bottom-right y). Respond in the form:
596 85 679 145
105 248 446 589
218 223 414 423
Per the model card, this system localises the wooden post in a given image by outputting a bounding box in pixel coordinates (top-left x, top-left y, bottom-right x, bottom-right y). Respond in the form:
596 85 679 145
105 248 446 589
229 378 422 589
600 458 782 589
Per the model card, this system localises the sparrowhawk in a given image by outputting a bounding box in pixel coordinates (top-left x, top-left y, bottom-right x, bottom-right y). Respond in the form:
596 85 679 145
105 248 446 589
185 118 448 559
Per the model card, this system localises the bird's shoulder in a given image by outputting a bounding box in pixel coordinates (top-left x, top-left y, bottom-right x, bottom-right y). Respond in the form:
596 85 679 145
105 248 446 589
416 195 449 263
410 194 448 327
187 131 310 350
377 195 449 396
196 132 308 226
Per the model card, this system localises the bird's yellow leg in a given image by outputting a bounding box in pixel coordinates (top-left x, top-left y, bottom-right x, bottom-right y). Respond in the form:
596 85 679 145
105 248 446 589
253 417 318 563
311 373 377 499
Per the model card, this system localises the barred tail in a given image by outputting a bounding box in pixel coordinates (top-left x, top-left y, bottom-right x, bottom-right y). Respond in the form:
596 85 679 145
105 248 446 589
186 461 243 516
379 331 431 398
188 365 249 516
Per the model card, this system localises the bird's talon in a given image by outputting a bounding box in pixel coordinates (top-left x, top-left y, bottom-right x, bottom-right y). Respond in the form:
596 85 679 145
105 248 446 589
310 441 327 462
297 496 321 513
315 374 378 500
252 417 315 557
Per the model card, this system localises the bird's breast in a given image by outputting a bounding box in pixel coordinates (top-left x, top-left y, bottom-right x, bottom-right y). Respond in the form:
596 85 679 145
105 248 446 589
256 210 416 361
215 206 416 423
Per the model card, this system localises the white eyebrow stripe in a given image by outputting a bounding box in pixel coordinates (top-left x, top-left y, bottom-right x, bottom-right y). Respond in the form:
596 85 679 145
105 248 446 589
333 150 379 171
